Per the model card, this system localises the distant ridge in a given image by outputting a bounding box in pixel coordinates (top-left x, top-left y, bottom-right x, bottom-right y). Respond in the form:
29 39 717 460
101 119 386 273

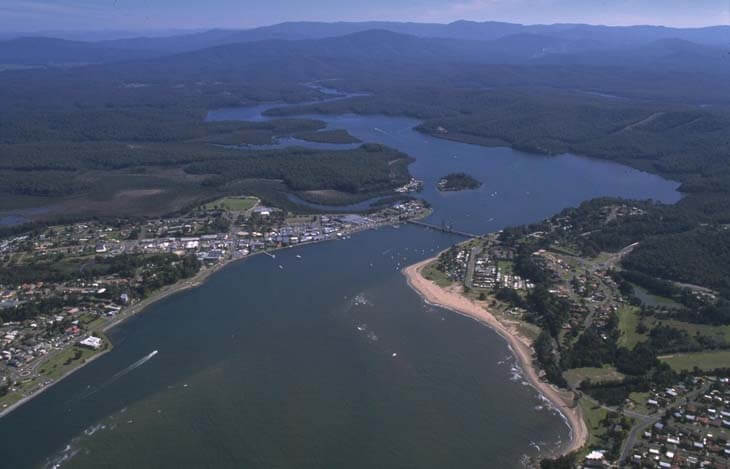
0 37 163 65
94 20 730 54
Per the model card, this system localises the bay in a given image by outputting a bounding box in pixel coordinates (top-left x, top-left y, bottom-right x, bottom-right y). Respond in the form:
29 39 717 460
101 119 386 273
0 99 680 468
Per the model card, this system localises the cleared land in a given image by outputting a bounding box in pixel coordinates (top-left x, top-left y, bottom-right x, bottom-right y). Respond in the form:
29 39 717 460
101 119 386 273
579 398 610 448
201 196 259 211
564 367 625 389
660 350 730 371
617 306 645 349
421 261 453 287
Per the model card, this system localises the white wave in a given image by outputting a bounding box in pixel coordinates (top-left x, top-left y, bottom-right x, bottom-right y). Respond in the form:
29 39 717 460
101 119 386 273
76 351 158 400
352 294 371 307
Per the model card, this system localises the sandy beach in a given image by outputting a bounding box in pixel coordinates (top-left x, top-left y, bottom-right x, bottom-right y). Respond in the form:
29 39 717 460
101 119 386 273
403 258 588 456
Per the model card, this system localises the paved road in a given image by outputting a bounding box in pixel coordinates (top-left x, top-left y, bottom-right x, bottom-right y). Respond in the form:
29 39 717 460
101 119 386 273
620 412 661 462
464 246 480 288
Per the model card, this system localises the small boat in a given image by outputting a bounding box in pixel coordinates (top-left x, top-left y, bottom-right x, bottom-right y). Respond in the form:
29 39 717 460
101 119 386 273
278 265 284 269
296 254 302 259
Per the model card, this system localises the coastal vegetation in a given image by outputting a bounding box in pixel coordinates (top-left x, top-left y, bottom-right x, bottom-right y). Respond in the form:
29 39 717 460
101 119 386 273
293 129 361 144
0 141 413 218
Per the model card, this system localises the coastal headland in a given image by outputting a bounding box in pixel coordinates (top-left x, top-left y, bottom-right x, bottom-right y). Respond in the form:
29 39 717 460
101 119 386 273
403 257 588 456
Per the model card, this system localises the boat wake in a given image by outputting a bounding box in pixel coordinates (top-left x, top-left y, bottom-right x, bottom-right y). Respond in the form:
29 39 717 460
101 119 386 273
74 351 158 401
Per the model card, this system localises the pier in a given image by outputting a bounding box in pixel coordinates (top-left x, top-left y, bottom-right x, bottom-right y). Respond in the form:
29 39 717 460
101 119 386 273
406 220 479 238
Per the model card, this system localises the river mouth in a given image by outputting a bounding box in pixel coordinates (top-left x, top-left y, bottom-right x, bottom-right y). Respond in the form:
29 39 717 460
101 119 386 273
0 88 681 469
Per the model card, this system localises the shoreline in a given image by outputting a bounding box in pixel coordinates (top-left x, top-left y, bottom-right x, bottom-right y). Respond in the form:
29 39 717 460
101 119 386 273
0 214 429 419
0 346 109 419
403 257 588 457
0 243 285 419
0 258 228 420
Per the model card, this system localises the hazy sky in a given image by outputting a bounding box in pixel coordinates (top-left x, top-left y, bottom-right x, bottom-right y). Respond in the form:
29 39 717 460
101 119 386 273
2 0 728 32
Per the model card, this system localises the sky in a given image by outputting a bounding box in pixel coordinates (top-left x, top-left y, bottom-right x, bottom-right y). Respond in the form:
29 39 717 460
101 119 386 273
1 0 728 32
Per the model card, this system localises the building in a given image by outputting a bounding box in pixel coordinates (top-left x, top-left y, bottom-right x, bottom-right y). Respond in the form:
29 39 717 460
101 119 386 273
79 336 103 350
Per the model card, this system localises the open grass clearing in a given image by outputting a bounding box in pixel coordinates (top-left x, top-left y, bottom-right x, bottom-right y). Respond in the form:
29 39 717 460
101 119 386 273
579 397 610 448
201 196 259 212
617 305 646 349
422 261 453 288
38 346 100 381
660 350 730 372
564 366 625 389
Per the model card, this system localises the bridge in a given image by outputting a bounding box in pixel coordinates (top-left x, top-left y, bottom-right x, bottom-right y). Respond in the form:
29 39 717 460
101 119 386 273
406 219 480 238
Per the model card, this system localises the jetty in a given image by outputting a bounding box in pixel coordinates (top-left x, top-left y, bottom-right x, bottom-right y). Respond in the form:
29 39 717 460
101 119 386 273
406 220 479 238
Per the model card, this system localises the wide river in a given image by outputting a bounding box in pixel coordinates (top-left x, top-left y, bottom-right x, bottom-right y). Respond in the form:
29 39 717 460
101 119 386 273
0 96 680 468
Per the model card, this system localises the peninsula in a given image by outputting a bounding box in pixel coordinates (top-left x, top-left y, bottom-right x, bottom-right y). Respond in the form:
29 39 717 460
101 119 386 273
406 198 730 468
404 258 589 456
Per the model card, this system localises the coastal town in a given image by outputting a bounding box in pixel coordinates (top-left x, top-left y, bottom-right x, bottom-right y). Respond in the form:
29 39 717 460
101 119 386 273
0 196 430 414
411 200 730 468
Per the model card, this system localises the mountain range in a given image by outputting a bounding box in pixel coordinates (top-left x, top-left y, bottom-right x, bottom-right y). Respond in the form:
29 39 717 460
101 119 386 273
1 20 728 68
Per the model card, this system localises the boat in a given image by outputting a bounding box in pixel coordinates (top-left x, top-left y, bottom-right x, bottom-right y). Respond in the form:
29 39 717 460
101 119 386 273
296 254 302 259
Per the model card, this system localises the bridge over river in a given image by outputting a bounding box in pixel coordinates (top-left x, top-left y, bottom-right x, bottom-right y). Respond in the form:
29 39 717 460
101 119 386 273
406 219 480 238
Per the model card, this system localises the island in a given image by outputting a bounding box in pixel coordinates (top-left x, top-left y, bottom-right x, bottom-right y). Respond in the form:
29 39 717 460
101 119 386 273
437 173 482 192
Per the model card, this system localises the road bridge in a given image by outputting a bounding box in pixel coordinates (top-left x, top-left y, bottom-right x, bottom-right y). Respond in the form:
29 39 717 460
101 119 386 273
406 220 480 238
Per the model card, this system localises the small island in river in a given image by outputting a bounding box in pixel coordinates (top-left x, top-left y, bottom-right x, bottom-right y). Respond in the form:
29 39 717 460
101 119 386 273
437 172 482 192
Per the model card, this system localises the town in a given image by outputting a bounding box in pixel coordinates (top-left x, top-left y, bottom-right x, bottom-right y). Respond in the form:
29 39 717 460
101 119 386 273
0 196 430 413
422 200 730 468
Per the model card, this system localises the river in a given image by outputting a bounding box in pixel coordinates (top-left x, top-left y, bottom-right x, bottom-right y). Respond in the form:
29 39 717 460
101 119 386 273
0 92 680 469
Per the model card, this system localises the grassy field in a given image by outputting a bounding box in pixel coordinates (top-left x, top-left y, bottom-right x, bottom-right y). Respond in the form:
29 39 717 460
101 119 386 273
38 345 100 380
201 196 259 212
628 391 652 415
660 319 730 342
564 366 625 388
631 283 683 309
617 306 646 349
421 261 453 287
579 397 610 448
616 301 730 348
549 244 580 257
660 350 730 371
497 260 513 274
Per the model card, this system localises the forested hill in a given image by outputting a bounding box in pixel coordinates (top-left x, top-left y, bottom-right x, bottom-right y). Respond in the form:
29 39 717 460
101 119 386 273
93 21 730 54
2 22 730 233
0 37 163 65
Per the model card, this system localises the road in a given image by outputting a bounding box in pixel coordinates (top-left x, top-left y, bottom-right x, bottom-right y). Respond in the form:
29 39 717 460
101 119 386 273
464 246 480 288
